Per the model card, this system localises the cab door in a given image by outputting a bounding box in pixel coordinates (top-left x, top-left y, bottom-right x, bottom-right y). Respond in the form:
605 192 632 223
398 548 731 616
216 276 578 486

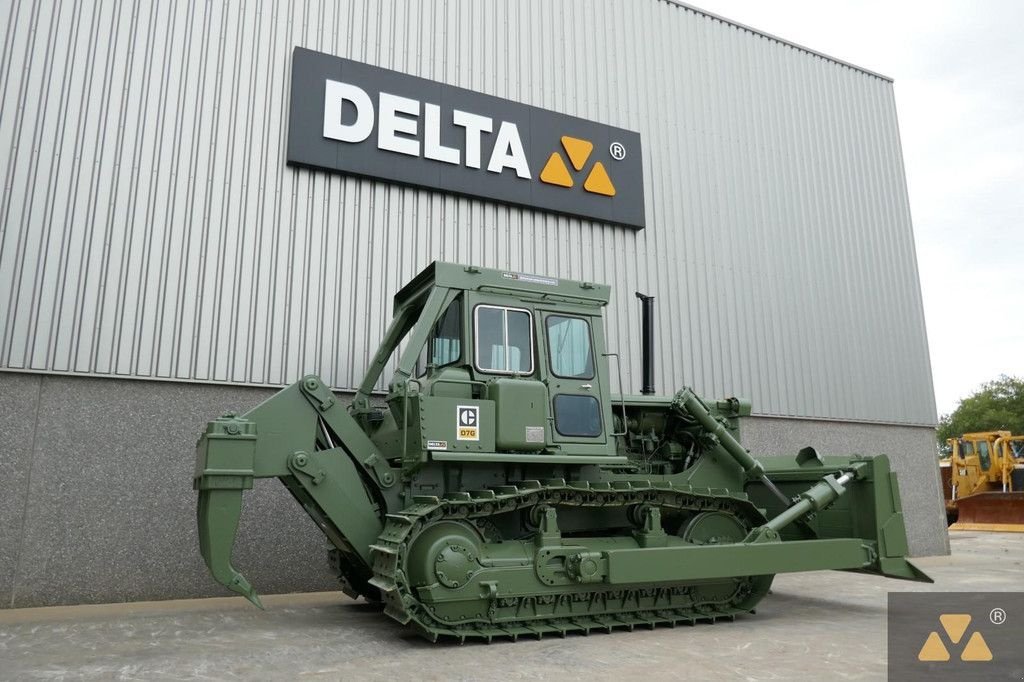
541 312 607 445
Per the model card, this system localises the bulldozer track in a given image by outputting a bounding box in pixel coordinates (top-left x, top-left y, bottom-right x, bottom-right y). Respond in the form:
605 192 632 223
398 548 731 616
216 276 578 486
367 479 773 642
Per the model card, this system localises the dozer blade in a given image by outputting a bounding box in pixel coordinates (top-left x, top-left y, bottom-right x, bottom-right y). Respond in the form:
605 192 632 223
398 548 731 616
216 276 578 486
754 453 932 583
951 491 1024 532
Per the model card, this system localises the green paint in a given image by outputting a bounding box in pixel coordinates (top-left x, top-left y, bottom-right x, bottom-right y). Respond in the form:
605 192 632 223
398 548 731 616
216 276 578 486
194 261 930 641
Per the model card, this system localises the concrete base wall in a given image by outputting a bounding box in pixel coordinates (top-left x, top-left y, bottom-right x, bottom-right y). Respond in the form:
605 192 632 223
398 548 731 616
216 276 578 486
0 373 947 609
741 416 949 559
0 374 335 609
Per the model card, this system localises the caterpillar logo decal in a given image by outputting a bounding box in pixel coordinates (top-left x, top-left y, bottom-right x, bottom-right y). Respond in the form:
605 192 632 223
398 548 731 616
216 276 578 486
456 405 479 441
917 614 992 662
539 136 616 196
287 47 645 228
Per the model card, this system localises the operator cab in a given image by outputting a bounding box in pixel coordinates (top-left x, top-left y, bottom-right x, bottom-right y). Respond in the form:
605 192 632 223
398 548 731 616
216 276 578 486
420 295 606 445
358 262 619 462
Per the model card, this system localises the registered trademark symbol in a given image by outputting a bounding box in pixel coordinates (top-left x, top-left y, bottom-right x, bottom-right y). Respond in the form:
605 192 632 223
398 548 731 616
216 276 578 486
609 141 626 160
990 607 1006 625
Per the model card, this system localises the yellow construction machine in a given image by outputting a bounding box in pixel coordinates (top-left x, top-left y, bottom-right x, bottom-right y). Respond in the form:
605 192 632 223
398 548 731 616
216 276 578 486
940 431 1024 531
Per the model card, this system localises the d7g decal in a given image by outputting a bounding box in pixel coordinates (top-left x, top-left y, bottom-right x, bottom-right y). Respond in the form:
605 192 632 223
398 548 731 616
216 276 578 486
287 47 645 229
456 405 480 441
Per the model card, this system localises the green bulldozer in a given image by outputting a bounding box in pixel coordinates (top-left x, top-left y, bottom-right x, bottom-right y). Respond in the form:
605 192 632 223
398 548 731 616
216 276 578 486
194 262 929 642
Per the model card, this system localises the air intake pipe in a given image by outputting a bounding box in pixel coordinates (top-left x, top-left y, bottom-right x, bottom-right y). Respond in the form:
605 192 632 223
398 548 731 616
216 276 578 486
635 292 655 395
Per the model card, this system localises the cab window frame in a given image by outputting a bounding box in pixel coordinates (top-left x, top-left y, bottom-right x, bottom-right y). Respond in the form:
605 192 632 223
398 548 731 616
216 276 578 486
472 304 535 375
417 297 463 377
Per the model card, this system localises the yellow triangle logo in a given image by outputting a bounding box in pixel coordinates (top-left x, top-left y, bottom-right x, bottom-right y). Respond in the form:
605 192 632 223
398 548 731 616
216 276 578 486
917 631 950 661
560 136 593 171
583 161 616 196
939 614 971 644
960 632 993 662
539 153 573 187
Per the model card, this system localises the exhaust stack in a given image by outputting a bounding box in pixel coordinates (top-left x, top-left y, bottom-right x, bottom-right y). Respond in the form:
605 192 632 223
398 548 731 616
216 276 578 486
635 292 655 395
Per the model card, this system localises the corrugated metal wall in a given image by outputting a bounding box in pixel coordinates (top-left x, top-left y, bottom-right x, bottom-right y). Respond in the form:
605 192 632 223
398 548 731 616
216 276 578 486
0 0 936 425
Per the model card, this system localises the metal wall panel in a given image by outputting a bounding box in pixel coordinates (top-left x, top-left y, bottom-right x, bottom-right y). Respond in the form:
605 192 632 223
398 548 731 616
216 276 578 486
0 0 937 425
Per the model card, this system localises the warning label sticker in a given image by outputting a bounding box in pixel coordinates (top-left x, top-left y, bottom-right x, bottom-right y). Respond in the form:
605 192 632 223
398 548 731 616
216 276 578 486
456 405 479 441
502 272 558 287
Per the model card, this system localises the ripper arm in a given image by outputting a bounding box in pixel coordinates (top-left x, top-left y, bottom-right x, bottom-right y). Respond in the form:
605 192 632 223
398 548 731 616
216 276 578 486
193 376 396 606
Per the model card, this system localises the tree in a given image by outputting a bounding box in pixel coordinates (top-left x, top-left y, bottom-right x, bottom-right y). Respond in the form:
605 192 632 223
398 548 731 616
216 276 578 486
937 375 1024 445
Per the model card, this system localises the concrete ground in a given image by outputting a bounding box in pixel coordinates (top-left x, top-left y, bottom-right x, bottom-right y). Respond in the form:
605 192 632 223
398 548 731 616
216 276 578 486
0 533 1020 682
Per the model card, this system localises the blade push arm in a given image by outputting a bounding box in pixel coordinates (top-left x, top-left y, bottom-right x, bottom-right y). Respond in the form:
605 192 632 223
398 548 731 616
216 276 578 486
671 387 931 583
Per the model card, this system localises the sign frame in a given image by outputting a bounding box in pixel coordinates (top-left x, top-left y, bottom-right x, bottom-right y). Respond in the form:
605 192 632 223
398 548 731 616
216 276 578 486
286 47 646 229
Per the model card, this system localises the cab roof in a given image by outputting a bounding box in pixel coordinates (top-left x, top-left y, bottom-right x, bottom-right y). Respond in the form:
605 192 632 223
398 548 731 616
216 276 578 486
394 262 611 310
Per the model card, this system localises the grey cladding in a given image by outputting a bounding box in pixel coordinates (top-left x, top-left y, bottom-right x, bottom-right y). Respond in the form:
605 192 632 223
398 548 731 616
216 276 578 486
0 0 935 426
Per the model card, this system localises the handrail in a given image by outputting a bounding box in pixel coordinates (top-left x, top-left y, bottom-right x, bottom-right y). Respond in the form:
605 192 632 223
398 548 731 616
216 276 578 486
603 352 628 437
401 378 422 461
427 377 488 396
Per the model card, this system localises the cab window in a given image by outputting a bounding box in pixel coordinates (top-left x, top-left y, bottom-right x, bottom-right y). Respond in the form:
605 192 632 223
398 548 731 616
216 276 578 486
546 315 594 379
417 298 461 375
553 394 602 437
475 305 533 374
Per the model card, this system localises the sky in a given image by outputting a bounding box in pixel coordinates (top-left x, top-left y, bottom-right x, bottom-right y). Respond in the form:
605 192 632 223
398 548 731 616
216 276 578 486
692 0 1024 418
